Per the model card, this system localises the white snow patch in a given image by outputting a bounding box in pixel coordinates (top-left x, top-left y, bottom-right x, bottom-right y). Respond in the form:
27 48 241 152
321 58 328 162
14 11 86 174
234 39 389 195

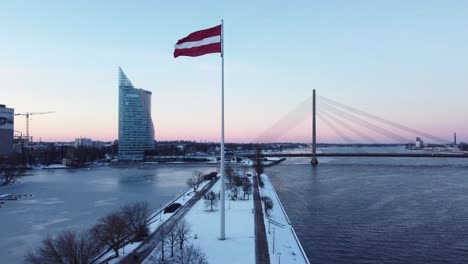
183 179 255 264
260 174 310 264
94 197 118 207
99 242 141 264
143 179 255 264
32 218 71 231
32 164 67 169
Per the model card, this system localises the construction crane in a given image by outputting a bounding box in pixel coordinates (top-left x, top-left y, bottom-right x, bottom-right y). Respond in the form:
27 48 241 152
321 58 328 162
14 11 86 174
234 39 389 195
14 112 55 144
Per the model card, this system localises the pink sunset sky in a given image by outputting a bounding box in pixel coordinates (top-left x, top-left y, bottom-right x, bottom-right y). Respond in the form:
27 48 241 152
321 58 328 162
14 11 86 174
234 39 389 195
1 1 467 144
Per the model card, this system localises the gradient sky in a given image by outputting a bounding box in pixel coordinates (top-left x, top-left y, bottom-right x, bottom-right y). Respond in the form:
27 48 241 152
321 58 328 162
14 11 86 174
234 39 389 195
1 1 467 143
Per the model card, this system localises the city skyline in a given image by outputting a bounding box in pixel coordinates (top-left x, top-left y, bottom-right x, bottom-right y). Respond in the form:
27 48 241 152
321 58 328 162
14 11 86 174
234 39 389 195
1 1 467 143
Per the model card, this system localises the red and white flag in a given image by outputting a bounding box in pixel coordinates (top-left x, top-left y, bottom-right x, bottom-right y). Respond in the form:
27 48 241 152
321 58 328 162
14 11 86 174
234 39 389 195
174 25 222 58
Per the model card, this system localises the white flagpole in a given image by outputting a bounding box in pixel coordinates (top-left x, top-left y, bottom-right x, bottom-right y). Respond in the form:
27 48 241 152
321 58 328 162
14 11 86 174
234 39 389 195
220 19 226 240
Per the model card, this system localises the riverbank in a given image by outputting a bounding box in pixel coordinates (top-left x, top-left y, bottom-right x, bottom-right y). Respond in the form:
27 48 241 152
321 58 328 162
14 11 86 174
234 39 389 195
260 174 310 264
142 176 256 263
133 171 309 264
115 178 219 264
94 179 211 263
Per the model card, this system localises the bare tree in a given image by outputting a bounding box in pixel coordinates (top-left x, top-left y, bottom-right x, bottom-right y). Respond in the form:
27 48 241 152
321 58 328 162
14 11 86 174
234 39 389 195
204 191 218 211
0 155 26 185
91 212 130 257
186 170 203 192
172 244 208 264
25 229 102 264
176 220 191 251
193 170 204 183
254 145 264 175
254 145 265 187
241 165 250 176
242 179 252 200
230 186 238 200
186 178 197 193
261 196 274 217
26 235 65 264
225 163 235 187
168 225 178 257
120 201 151 241
156 224 168 262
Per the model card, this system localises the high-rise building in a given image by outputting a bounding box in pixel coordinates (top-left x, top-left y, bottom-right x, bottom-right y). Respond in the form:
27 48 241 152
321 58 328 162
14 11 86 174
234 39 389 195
118 68 155 161
0 104 14 156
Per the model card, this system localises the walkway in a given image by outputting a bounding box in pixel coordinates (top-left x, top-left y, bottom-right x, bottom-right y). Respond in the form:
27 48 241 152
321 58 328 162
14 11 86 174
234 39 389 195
253 174 271 264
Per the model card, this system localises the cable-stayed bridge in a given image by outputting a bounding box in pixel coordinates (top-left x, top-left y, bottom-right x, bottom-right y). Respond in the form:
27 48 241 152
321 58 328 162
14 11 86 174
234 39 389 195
250 90 467 165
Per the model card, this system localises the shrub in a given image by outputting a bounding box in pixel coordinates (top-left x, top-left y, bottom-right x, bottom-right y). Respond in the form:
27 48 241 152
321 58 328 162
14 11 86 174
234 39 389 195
261 196 273 216
25 229 102 264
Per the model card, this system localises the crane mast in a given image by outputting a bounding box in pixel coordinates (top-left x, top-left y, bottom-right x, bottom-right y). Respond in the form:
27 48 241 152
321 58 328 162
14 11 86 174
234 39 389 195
14 111 54 145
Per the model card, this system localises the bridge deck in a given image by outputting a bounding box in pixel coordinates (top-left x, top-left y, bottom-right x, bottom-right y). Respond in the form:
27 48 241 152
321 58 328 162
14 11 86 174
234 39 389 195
247 153 468 158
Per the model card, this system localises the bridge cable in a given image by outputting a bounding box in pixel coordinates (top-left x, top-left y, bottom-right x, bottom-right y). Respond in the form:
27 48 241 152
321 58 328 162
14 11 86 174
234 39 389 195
317 107 378 144
317 112 370 153
317 112 353 143
318 113 372 154
318 95 449 144
319 102 409 143
318 102 410 143
252 97 312 143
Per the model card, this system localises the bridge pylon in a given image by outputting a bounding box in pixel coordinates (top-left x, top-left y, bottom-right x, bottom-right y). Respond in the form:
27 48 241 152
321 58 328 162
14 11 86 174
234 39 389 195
311 89 318 166
311 156 318 166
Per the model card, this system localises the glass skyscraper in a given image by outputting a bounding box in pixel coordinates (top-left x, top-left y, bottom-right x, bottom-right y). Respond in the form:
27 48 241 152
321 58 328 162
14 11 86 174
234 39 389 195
118 67 155 161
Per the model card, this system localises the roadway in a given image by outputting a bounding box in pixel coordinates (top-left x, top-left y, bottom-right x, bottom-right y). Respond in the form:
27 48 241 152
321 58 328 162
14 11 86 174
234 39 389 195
246 152 468 158
117 177 219 264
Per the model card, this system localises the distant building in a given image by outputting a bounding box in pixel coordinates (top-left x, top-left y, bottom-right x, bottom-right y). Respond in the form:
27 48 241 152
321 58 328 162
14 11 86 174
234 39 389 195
74 138 105 149
0 104 14 155
415 137 424 148
75 138 93 148
118 68 155 161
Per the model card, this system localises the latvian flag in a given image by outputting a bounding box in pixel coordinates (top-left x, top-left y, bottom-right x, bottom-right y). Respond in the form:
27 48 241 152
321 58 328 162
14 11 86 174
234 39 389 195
174 25 222 58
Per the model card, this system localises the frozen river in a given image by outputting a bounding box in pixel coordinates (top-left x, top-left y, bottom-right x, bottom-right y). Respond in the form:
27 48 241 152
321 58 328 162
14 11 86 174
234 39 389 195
0 164 216 264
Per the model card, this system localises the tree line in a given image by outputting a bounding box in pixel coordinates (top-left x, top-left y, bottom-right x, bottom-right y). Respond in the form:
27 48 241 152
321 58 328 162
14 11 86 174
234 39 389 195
0 155 26 185
149 219 207 264
26 201 151 263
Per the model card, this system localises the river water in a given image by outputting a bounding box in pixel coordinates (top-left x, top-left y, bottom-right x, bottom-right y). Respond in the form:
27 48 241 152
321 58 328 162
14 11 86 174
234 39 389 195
2 147 467 264
266 147 468 264
0 164 216 264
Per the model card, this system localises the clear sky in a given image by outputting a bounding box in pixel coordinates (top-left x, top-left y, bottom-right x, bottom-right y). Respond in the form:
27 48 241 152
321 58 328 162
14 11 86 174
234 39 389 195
1 1 467 143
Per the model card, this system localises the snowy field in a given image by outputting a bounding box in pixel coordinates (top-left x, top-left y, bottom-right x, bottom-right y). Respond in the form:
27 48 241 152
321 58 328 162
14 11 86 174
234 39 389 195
143 178 256 264
260 174 310 264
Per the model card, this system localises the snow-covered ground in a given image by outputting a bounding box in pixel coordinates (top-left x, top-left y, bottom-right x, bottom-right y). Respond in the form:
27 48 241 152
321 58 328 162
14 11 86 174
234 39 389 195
31 164 67 169
109 172 309 264
185 179 255 263
208 157 254 166
143 178 256 264
260 174 310 264
96 181 211 264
